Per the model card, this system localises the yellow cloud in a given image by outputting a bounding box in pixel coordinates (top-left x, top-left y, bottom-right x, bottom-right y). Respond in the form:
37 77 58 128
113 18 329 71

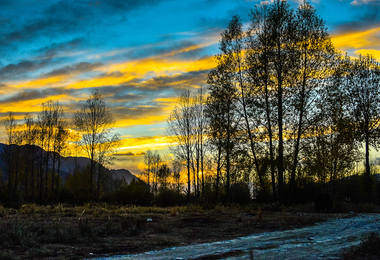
68 74 136 89
115 115 167 128
0 94 68 113
114 97 178 128
10 76 66 89
104 56 215 81
153 97 178 103
6 45 214 95
118 135 174 152
331 27 380 50
355 49 380 61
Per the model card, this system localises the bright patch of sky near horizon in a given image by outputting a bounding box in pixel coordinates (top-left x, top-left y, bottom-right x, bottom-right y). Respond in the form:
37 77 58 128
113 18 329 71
1 0 380 174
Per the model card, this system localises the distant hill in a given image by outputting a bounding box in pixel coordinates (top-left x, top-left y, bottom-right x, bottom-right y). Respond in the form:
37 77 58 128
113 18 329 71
109 169 139 183
0 143 138 184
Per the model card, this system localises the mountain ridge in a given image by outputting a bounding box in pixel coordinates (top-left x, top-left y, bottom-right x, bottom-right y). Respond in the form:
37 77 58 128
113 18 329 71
0 143 138 184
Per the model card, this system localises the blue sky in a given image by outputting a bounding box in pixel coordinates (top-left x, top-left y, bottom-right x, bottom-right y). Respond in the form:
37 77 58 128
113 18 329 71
1 0 380 173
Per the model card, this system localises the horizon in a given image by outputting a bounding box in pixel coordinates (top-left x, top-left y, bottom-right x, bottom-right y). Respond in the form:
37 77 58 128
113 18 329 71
1 0 380 174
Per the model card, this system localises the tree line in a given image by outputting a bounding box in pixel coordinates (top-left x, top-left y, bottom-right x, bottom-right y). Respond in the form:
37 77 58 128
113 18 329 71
165 1 380 204
0 90 120 205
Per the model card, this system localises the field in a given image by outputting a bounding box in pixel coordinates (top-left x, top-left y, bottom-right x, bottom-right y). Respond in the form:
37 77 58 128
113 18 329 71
0 203 357 260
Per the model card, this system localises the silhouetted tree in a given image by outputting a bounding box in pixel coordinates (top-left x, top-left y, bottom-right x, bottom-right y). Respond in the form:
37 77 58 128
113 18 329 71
286 2 337 198
207 17 241 202
73 89 120 200
3 112 17 202
346 54 380 197
166 90 195 200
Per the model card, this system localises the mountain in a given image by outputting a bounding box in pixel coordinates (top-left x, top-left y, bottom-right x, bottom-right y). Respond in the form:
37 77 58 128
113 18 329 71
0 143 138 184
109 169 139 183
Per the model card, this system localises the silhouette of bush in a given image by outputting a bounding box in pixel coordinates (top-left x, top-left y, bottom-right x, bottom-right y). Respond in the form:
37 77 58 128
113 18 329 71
57 187 75 204
231 183 251 204
113 179 153 206
255 189 274 203
338 174 377 203
156 189 186 207
288 182 319 204
314 193 333 213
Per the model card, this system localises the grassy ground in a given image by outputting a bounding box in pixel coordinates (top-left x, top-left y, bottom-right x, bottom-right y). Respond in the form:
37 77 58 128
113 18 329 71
0 203 353 260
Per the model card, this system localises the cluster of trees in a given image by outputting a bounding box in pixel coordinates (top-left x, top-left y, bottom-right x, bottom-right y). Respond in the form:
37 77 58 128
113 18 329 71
166 1 380 204
1 102 69 204
138 150 186 205
0 90 120 205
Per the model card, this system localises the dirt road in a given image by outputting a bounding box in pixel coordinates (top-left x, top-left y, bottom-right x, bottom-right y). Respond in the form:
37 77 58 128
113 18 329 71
97 214 380 260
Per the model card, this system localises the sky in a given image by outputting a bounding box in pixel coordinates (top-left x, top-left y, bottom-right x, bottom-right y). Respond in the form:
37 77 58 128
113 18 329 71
1 0 380 174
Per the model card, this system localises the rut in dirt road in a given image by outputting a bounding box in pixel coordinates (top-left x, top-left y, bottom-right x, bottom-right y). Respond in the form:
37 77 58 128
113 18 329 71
95 214 380 260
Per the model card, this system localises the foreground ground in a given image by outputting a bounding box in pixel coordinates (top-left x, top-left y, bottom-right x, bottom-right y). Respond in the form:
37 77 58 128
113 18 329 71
0 204 355 259
104 213 380 259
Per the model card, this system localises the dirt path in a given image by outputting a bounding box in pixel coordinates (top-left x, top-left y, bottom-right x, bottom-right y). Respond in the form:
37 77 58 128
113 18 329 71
98 214 380 260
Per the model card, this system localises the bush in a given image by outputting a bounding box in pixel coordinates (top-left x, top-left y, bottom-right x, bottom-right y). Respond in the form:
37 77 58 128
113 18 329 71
156 189 186 207
113 179 153 206
338 174 377 203
231 183 252 204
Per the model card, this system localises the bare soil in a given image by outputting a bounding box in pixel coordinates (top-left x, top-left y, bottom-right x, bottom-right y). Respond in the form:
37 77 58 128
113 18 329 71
0 205 350 260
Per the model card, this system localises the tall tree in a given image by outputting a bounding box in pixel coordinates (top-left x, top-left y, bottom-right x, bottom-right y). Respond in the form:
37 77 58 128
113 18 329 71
21 113 37 202
157 163 171 191
346 54 380 196
267 0 297 203
304 54 361 189
222 15 268 196
287 2 337 197
193 87 207 197
166 90 195 200
53 124 69 202
73 89 120 200
247 2 279 199
143 149 154 192
39 101 67 202
3 112 17 202
207 16 241 201
205 96 226 200
172 161 183 194
38 101 60 202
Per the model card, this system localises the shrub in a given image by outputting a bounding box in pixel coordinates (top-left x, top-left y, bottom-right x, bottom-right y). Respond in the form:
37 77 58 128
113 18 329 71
156 189 186 207
113 180 153 206
231 183 252 204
